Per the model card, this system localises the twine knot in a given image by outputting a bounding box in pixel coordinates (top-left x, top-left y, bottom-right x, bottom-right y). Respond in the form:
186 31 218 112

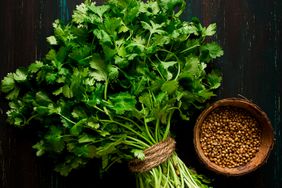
128 137 176 173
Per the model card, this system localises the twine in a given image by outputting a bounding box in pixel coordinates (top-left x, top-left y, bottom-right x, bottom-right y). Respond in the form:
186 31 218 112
128 137 176 173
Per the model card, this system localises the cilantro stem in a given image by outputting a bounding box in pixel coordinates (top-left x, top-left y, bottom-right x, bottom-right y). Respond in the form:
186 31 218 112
149 57 165 80
24 114 39 125
180 44 200 54
155 118 160 142
126 136 150 148
140 103 156 143
175 59 181 81
147 33 152 47
164 45 174 62
163 111 174 140
100 119 153 145
144 119 156 144
157 49 181 80
169 158 180 187
157 166 163 186
103 106 113 120
124 141 146 149
58 113 76 125
117 115 143 132
104 79 109 100
94 105 113 121
138 175 145 188
152 168 158 188
93 105 105 113
164 162 170 187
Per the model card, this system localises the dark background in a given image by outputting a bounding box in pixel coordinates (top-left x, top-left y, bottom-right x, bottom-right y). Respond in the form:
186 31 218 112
0 0 281 187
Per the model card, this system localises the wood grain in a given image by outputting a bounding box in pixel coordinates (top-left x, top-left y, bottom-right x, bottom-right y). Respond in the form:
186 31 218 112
0 0 281 187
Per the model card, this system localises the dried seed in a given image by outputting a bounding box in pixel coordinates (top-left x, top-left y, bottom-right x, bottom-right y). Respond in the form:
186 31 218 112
200 106 262 168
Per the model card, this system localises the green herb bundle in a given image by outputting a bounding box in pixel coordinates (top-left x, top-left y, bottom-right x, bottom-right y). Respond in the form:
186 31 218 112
1 0 223 187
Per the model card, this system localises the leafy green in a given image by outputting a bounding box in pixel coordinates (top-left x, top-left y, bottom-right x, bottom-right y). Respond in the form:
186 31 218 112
1 73 15 92
0 0 223 188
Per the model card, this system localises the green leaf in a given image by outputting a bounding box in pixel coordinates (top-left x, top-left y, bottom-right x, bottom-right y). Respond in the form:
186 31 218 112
13 69 27 82
160 61 177 70
1 73 15 93
180 39 200 53
203 23 216 36
139 92 152 108
207 70 222 89
47 36 58 45
73 145 96 158
132 149 145 160
45 73 57 83
55 156 86 176
140 1 160 15
62 85 73 98
70 119 86 136
201 42 224 59
159 60 177 80
131 77 147 95
88 4 110 19
103 45 116 60
109 92 136 114
33 141 45 156
35 91 53 106
179 56 203 79
107 65 119 80
93 29 112 45
141 21 165 35
89 54 107 81
96 136 125 156
45 126 65 153
158 0 185 15
69 45 92 63
28 61 44 73
97 129 110 137
72 3 89 24
87 121 100 129
46 49 57 61
161 80 179 95
71 107 87 119
78 134 96 144
6 87 20 100
104 16 122 35
197 89 215 101
52 87 63 96
34 106 49 115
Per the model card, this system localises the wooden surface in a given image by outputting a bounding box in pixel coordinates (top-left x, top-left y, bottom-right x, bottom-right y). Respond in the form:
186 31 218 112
0 0 281 187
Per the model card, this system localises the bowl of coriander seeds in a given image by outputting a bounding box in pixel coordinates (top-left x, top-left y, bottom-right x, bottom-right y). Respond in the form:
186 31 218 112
194 98 274 176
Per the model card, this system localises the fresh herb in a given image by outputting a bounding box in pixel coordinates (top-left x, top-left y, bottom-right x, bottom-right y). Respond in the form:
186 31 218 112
1 0 223 187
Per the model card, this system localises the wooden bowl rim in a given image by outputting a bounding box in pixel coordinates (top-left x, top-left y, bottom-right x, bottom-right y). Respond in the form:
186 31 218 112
193 98 275 176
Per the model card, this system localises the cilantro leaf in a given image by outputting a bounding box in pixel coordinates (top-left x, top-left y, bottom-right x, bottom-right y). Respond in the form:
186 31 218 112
28 61 44 73
109 92 136 115
203 23 217 36
13 69 27 82
161 80 179 95
1 73 15 93
47 36 58 45
201 42 224 60
207 70 222 89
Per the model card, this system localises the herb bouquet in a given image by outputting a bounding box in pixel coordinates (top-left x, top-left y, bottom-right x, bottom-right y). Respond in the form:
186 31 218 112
1 0 223 187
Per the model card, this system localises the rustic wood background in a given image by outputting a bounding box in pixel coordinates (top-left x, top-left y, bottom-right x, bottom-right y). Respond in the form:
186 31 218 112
0 0 281 187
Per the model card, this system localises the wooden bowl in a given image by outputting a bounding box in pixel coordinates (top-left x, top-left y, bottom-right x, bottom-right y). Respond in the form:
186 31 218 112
193 98 274 176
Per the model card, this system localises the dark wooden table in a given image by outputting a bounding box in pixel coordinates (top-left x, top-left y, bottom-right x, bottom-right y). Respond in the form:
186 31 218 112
0 0 281 187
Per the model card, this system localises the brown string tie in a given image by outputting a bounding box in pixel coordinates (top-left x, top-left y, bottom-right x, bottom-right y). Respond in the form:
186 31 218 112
128 137 176 173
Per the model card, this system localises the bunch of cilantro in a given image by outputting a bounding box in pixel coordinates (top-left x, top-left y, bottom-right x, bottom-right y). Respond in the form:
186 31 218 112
1 0 223 187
